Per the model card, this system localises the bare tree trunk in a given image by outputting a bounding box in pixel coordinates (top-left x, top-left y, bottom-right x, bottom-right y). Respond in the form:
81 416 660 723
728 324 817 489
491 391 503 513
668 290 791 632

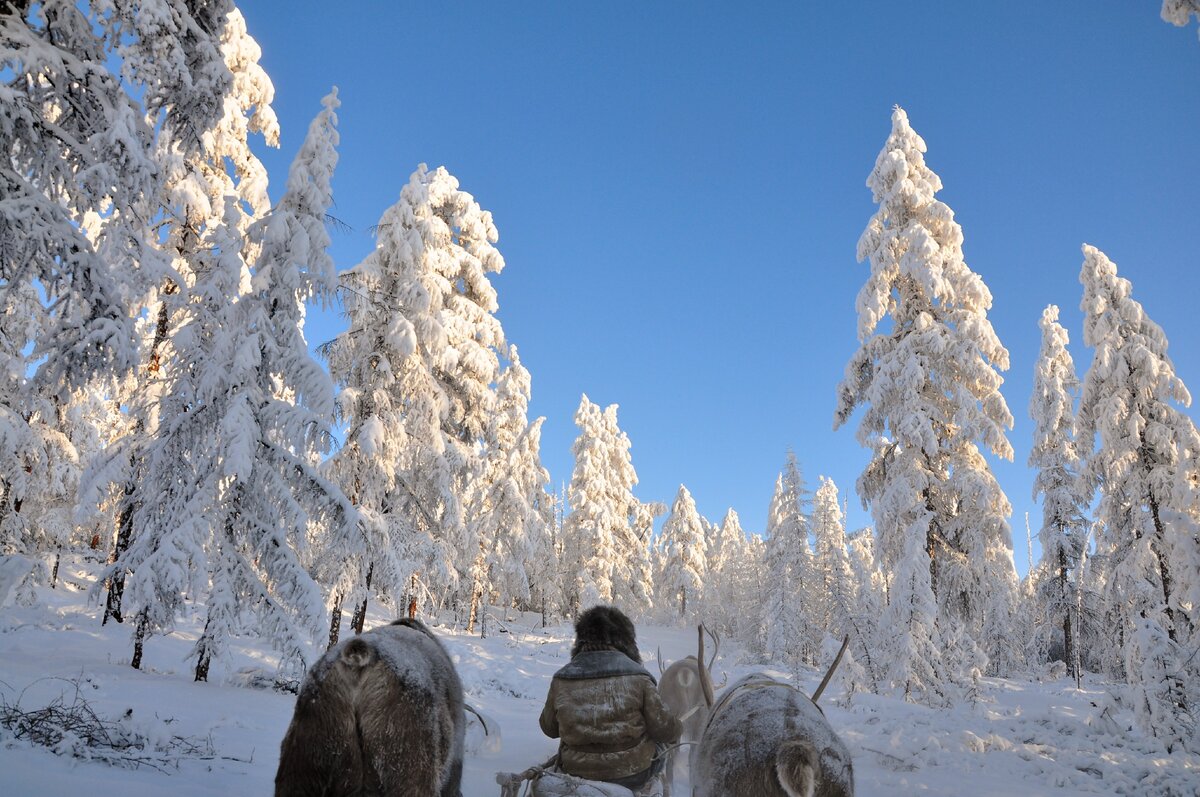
49 547 61 588
327 593 343 651
194 620 213 682
466 549 487 635
1147 489 1183 642
103 485 136 625
131 610 148 670
1058 546 1077 683
466 585 481 635
351 562 373 634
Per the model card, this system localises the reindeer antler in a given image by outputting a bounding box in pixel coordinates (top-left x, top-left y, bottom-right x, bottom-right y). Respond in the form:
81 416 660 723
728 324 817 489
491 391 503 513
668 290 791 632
810 635 850 703
702 624 727 688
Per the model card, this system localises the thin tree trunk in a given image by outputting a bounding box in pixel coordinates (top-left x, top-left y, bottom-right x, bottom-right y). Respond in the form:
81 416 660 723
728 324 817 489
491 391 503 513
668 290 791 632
49 547 61 589
1058 546 1077 683
103 487 135 625
924 488 940 601
327 593 344 651
351 562 373 634
466 549 487 634
194 621 213 682
466 585 481 635
131 610 148 670
1147 489 1181 642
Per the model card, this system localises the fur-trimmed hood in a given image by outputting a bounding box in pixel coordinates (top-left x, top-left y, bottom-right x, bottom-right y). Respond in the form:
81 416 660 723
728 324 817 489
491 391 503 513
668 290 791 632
571 605 641 662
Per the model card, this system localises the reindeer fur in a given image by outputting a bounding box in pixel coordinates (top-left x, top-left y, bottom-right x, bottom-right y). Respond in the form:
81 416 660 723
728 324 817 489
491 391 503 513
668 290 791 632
692 676 853 797
275 619 465 797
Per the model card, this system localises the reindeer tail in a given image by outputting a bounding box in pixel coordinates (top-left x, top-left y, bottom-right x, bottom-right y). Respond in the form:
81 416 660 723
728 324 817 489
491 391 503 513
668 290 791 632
775 738 818 797
340 637 377 670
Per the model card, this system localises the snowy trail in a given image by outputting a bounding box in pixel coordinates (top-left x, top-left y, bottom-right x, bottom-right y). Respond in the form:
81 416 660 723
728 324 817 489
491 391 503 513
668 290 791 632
1 567 1198 796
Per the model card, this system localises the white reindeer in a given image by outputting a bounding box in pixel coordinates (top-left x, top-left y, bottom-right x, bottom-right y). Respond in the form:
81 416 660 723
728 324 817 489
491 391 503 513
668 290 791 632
656 625 725 796
691 636 854 797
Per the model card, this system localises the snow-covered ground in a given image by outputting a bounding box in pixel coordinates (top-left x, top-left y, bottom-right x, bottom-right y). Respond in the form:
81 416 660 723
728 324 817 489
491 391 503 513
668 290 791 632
1 559 1198 796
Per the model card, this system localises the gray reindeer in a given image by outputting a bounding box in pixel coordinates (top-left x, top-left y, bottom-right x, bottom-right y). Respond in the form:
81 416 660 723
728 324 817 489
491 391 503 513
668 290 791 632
275 618 465 797
691 635 854 797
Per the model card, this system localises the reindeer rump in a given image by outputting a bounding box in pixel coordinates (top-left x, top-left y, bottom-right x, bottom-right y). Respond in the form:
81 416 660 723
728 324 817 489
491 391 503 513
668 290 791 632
275 619 465 797
692 676 853 797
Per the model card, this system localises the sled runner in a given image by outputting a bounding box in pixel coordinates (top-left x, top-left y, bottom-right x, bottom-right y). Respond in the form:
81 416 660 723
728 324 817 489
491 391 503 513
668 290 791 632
496 756 665 797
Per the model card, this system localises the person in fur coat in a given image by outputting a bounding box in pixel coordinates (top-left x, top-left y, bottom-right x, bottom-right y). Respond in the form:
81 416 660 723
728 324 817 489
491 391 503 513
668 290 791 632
539 606 682 790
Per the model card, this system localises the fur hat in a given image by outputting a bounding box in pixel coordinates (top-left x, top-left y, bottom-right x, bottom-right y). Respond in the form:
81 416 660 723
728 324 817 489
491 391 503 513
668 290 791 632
572 605 641 662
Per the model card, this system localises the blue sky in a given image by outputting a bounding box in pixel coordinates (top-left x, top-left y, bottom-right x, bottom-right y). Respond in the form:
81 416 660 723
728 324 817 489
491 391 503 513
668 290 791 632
240 0 1199 571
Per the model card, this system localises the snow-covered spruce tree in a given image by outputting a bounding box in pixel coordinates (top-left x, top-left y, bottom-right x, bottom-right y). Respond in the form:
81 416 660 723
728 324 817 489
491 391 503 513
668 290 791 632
464 346 553 635
185 90 355 681
1028 305 1089 681
762 456 820 670
630 496 665 606
726 522 767 648
846 527 885 692
525 484 565 626
0 0 165 574
834 107 1017 699
322 164 506 642
560 396 654 615
811 477 856 637
78 0 249 626
706 508 746 636
1076 244 1200 751
0 0 157 385
810 477 873 699
1162 0 1200 37
91 8 282 668
1 376 130 593
659 485 708 619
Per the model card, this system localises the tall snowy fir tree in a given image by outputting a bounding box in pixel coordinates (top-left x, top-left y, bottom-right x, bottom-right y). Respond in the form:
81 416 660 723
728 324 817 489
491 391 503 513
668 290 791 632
811 477 857 643
846 527 885 693
560 396 653 615
659 485 708 618
525 486 564 626
762 456 819 670
834 107 1016 700
706 508 747 636
88 6 284 669
322 163 507 643
1076 244 1200 751
183 90 355 681
726 518 767 649
463 346 552 636
810 477 873 700
1028 305 1088 682
0 0 162 582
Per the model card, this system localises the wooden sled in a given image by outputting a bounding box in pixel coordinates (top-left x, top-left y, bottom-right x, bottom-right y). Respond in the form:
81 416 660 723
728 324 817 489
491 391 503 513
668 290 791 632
496 756 665 797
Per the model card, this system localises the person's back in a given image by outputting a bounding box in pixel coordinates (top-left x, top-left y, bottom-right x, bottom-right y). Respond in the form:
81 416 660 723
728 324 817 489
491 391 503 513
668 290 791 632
539 606 682 790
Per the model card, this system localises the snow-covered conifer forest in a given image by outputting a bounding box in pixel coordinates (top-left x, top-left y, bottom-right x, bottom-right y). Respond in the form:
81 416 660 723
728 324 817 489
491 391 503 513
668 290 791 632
1 2 1198 795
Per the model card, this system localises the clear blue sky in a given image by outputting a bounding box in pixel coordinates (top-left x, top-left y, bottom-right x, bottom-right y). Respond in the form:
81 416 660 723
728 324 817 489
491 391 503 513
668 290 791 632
240 0 1199 573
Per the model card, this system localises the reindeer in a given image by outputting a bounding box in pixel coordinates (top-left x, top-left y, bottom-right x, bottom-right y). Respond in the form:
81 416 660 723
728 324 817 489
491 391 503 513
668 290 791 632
691 637 854 797
655 625 725 796
275 618 465 797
